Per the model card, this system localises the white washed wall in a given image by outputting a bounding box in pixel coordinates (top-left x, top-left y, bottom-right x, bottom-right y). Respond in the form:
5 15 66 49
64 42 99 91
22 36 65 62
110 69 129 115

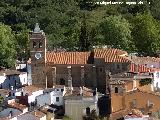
50 90 64 106
19 72 27 85
153 71 160 88
36 93 51 107
28 90 43 103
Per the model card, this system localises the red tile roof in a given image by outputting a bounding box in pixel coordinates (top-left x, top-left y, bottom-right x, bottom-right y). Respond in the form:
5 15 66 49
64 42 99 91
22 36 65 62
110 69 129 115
46 52 90 64
130 63 160 73
94 49 130 63
46 48 131 64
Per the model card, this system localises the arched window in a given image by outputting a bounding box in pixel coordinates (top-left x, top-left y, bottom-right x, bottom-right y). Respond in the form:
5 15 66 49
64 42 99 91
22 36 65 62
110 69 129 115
39 42 42 48
115 87 118 93
33 42 36 48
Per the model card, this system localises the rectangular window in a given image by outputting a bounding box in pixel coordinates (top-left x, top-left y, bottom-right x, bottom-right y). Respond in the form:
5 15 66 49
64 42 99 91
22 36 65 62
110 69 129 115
56 97 59 102
117 64 120 69
99 67 103 72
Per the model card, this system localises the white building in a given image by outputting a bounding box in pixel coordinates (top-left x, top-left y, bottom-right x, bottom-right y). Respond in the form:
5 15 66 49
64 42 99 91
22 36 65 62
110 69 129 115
36 86 66 107
153 70 160 90
19 72 28 85
0 70 28 89
15 86 44 105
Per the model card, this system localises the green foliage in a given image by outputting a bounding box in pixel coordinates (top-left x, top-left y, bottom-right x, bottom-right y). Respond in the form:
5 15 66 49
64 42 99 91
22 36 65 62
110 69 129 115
139 78 153 86
0 0 160 67
15 26 30 60
131 12 160 56
99 15 134 52
0 23 16 68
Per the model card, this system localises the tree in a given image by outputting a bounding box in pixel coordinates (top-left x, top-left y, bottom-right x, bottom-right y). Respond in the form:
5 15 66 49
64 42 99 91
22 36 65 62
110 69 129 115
15 27 30 61
0 23 16 68
99 15 133 52
131 12 160 56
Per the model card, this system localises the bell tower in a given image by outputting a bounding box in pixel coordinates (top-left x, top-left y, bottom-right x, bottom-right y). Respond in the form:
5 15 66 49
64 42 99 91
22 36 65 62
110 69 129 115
29 23 47 86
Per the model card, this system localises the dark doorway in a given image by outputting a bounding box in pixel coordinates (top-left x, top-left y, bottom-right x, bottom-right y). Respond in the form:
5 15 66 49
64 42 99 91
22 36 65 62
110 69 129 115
86 107 90 115
115 87 118 93
60 78 65 85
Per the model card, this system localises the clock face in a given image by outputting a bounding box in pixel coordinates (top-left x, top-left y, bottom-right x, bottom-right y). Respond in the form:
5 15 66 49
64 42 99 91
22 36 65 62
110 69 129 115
35 53 42 59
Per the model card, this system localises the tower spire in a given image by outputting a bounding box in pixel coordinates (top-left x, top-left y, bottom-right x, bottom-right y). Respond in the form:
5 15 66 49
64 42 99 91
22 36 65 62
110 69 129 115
34 23 41 32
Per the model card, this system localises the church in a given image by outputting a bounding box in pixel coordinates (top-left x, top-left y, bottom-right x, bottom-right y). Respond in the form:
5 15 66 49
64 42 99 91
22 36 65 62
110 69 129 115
29 23 131 93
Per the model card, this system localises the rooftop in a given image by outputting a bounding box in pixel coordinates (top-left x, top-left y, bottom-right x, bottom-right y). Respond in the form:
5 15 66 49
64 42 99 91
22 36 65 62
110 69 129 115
0 70 20 76
46 48 131 64
65 87 94 97
128 56 160 64
31 110 46 119
8 102 27 111
22 86 44 96
0 89 10 95
16 110 46 120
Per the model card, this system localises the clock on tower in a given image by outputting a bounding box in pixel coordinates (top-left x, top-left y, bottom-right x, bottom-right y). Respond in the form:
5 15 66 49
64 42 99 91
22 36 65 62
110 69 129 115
29 23 47 64
29 23 47 86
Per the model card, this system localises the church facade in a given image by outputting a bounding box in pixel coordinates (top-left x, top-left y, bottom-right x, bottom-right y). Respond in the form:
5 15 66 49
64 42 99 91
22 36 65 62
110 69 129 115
29 24 131 93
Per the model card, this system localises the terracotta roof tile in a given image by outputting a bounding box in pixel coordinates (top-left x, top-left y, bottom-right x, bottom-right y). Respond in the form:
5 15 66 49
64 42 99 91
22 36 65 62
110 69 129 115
94 48 131 63
46 48 130 64
46 52 90 64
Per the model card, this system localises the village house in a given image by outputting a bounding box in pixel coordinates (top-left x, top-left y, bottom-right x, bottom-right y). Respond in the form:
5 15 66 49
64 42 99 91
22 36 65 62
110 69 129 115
0 100 28 120
0 69 28 89
16 59 32 85
127 56 160 90
15 85 44 108
64 86 98 120
36 85 66 107
11 110 46 120
111 81 160 119
108 65 160 120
